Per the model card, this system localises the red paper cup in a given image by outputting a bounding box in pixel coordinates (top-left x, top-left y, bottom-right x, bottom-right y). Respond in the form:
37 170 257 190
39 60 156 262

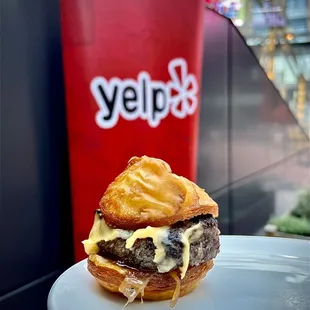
60 0 205 261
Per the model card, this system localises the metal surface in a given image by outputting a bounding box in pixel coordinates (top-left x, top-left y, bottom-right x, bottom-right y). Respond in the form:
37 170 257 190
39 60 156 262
198 10 229 194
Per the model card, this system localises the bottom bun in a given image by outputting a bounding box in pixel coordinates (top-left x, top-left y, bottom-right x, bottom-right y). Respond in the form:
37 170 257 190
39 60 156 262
87 254 214 302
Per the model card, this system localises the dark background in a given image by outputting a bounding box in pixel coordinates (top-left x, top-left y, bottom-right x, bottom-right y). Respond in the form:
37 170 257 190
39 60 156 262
1 4 309 310
0 1 72 309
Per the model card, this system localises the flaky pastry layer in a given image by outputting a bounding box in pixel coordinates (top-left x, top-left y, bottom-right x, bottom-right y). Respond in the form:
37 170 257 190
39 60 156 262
100 156 218 229
87 254 214 301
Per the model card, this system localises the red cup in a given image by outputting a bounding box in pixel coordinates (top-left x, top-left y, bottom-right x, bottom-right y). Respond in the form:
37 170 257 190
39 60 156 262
60 0 205 261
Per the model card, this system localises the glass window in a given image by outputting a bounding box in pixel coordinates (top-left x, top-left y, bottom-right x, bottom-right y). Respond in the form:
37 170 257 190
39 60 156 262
286 0 307 10
289 19 308 34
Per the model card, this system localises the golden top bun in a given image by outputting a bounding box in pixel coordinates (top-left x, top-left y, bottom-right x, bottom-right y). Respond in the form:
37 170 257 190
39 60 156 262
100 156 218 229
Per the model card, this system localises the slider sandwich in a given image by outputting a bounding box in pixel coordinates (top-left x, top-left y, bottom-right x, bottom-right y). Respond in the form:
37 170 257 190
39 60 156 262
83 156 220 307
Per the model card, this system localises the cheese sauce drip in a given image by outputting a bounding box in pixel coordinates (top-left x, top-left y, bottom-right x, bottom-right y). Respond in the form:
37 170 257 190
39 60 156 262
125 226 176 273
82 212 133 255
179 224 203 279
84 211 204 278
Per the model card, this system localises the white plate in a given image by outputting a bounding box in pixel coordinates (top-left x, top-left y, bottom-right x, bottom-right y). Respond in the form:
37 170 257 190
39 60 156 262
48 236 310 310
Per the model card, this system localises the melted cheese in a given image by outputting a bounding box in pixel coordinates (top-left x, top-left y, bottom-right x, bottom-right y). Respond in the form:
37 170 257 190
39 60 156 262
84 212 205 279
82 212 132 255
158 257 177 273
179 224 203 279
125 226 176 273
170 271 181 307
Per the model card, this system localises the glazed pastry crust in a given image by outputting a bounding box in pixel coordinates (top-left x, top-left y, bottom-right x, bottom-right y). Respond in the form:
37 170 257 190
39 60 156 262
100 156 218 230
88 254 214 301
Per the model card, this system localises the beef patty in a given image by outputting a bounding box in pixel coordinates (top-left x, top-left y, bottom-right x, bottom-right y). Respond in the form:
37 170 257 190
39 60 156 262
97 215 220 271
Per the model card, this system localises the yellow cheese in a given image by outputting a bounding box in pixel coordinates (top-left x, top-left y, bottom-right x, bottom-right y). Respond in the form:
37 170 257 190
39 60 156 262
82 212 132 255
89 254 127 275
125 226 176 273
158 257 177 273
179 224 203 279
84 212 205 279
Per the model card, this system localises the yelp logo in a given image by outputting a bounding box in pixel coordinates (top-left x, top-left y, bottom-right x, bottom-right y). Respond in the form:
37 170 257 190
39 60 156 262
90 58 198 129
